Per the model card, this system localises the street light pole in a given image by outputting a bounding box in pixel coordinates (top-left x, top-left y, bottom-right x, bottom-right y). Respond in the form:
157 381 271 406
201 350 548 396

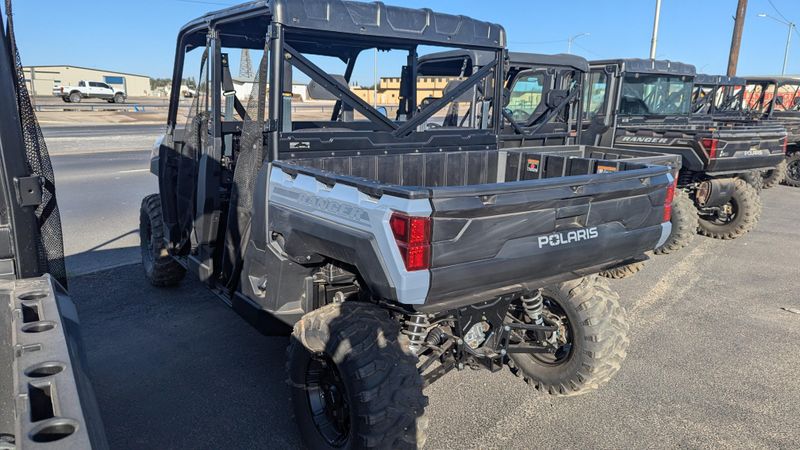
759 13 796 75
782 22 795 75
567 33 590 54
650 0 663 59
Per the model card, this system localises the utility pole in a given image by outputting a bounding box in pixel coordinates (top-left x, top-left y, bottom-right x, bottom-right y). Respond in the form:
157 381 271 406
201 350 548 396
727 0 748 76
373 48 378 108
781 22 795 75
649 0 663 59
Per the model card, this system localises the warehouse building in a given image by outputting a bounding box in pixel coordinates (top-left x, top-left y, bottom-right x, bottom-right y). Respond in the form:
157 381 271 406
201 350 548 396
22 65 151 97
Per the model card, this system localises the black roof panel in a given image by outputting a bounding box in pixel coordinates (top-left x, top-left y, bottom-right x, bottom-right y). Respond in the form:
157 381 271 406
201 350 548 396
179 0 505 50
590 58 696 77
695 74 745 86
508 52 589 72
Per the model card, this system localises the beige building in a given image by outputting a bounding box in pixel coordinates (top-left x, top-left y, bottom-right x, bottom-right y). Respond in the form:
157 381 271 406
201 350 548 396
22 65 152 97
351 76 456 105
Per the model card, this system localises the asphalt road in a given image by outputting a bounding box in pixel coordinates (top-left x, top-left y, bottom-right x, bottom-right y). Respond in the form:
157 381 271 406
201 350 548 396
47 126 158 276
67 187 800 449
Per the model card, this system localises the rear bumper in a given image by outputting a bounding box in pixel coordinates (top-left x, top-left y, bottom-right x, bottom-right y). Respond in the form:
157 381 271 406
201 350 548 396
707 153 786 174
417 221 669 313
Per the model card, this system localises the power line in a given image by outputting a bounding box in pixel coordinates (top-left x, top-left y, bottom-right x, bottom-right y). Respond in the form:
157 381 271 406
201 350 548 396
572 42 600 57
766 0 790 23
509 39 569 46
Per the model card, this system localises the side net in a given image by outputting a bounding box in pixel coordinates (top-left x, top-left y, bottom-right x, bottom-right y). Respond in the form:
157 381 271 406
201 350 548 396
222 46 268 289
4 0 67 286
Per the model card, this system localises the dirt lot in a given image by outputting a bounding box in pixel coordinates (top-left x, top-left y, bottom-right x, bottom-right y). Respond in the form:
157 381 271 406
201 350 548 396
68 186 800 449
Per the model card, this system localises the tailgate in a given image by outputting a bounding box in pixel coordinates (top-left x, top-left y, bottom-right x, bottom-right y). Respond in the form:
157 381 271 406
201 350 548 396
421 164 672 311
708 126 787 173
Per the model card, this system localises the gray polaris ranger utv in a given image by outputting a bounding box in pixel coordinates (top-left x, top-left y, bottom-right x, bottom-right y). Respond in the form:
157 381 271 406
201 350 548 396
691 74 790 188
141 1 676 447
0 2 107 448
741 76 800 187
583 59 787 241
416 50 682 279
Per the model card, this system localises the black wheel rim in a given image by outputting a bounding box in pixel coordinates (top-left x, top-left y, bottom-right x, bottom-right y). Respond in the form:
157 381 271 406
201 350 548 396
788 159 800 182
704 197 738 225
305 353 350 447
530 297 574 365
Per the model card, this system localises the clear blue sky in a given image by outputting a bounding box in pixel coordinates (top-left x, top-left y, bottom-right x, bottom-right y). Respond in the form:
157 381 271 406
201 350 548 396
4 0 799 84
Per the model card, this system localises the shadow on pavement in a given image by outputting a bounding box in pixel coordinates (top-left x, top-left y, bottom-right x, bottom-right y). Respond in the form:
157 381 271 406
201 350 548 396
70 264 302 449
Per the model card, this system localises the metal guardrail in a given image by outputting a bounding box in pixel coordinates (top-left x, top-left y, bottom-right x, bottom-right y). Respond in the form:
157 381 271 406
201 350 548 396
31 104 389 114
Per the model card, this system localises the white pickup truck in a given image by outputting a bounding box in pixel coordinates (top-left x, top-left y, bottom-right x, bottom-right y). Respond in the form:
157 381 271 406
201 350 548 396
53 80 127 103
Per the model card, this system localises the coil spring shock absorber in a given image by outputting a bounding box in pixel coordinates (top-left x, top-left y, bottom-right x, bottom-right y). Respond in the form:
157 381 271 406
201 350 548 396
521 289 544 325
402 314 429 353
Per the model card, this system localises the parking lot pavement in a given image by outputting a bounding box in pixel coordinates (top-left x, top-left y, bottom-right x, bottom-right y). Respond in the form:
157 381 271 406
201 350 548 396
71 186 800 449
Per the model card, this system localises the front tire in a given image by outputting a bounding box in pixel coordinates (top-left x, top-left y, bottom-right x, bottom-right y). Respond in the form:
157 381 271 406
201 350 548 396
113 93 125 103
655 189 697 255
288 302 428 449
68 92 81 103
762 159 787 189
508 276 629 397
783 152 800 187
139 194 186 286
697 178 761 239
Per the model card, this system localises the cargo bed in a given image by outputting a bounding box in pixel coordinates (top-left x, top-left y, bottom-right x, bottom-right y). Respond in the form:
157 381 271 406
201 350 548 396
272 146 674 310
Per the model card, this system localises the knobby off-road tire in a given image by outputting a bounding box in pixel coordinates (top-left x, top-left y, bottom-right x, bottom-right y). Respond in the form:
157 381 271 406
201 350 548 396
739 170 764 193
762 159 787 189
654 189 698 255
697 178 761 240
139 194 186 286
783 152 800 187
288 302 428 450
599 261 645 279
508 276 629 397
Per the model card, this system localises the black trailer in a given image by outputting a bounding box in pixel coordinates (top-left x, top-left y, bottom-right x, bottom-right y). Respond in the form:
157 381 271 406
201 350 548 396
582 58 787 240
0 3 107 448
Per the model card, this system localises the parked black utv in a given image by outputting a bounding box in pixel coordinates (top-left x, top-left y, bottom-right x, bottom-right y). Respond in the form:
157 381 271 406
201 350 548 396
583 59 787 241
142 1 677 447
691 74 790 188
741 76 800 187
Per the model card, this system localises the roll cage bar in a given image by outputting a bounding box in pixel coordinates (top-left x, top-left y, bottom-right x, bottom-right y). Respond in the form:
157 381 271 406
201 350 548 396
166 0 507 139
417 49 587 140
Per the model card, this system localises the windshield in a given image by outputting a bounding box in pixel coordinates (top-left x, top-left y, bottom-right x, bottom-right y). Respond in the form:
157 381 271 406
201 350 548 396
619 74 693 116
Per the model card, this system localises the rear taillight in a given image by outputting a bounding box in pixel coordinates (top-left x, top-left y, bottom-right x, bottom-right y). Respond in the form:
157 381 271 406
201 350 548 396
783 136 789 154
389 212 431 271
701 138 719 159
664 179 677 222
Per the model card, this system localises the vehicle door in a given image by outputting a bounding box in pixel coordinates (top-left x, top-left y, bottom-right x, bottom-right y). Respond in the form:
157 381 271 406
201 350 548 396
580 67 615 145
97 82 114 98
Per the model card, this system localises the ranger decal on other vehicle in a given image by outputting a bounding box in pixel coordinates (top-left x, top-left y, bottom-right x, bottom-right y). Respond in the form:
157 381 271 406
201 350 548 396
619 136 670 144
537 227 599 248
